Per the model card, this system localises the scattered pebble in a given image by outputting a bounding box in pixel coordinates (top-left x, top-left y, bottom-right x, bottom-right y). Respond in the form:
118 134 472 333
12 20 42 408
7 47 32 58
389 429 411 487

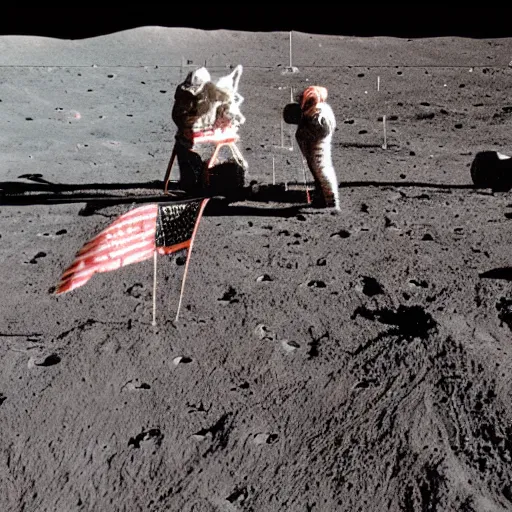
254 324 274 341
173 356 193 366
253 433 278 445
282 340 300 352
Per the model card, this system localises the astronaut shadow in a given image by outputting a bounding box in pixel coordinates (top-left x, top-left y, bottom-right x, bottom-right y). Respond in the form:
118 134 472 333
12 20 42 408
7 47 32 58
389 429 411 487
479 267 512 281
0 174 165 197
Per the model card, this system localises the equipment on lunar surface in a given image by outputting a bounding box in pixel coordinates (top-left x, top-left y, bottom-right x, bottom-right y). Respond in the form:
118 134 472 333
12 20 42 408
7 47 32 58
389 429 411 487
285 86 340 210
470 151 512 191
163 65 248 200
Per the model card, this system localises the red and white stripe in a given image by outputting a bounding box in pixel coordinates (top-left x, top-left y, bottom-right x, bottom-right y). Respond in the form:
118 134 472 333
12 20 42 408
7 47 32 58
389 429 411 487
55 204 159 294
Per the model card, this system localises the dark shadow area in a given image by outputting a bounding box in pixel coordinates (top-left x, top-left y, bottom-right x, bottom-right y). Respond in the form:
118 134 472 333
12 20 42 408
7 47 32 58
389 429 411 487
338 181 476 190
2 176 164 195
2 8 512 39
0 178 481 211
205 203 304 218
479 268 512 281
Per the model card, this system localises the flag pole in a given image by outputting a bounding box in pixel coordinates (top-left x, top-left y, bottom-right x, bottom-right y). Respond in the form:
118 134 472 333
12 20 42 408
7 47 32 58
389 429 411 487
175 198 210 323
152 250 158 326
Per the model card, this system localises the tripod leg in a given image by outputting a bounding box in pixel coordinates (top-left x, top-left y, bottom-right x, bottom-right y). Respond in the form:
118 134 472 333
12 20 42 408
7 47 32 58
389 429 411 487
163 145 178 194
203 143 224 189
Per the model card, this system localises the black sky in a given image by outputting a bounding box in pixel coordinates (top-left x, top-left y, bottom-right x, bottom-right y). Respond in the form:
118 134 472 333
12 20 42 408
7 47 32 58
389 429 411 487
2 8 512 39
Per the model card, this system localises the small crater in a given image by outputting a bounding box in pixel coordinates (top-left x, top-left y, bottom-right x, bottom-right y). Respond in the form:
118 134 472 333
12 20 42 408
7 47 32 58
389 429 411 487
218 286 238 304
29 252 46 264
282 340 300 352
353 378 378 389
358 130 368 135
454 123 463 129
384 216 397 229
254 324 273 341
422 233 434 241
34 354 61 367
253 433 278 445
123 380 151 391
226 487 249 504
173 356 193 365
128 428 163 449
126 283 144 298
416 112 435 120
344 119 355 124
409 279 429 288
307 280 326 288
316 257 327 266
357 276 384 297
331 229 351 239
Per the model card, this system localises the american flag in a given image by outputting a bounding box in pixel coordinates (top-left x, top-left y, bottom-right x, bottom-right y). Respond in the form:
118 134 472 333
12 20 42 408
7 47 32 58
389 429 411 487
55 198 209 295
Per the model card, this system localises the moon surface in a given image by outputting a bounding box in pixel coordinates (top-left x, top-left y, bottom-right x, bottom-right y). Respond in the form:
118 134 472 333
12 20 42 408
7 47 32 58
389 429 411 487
1 27 512 511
